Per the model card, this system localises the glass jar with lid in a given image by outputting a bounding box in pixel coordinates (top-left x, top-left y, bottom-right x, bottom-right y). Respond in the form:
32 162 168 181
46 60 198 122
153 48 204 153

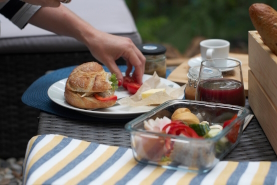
185 66 222 100
137 43 167 78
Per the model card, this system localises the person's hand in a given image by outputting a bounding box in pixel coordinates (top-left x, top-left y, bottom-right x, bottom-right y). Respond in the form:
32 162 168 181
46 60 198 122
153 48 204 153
85 29 146 85
22 0 61 7
28 5 145 84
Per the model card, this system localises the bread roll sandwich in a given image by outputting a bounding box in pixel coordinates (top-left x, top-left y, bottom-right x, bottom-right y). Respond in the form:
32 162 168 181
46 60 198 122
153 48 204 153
249 3 277 55
64 62 118 109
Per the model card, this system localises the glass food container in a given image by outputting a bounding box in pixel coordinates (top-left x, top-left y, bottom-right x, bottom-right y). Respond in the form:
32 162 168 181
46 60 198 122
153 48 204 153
185 66 222 100
137 43 167 78
125 100 249 173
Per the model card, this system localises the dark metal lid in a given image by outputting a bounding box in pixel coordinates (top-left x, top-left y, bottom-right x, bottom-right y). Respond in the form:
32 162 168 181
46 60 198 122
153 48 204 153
137 43 166 55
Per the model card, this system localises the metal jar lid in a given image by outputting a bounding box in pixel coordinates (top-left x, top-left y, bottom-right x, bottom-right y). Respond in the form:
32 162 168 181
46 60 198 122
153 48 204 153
137 43 166 55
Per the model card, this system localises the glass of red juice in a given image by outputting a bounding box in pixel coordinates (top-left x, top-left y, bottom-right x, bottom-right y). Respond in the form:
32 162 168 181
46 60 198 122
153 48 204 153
195 58 245 107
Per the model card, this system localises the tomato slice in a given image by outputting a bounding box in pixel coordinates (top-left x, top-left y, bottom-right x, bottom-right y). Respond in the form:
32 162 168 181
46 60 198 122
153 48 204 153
123 76 134 89
94 94 117 101
127 82 141 94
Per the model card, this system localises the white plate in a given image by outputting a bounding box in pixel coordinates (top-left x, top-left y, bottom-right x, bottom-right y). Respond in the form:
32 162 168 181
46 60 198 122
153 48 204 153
47 74 183 119
188 57 241 72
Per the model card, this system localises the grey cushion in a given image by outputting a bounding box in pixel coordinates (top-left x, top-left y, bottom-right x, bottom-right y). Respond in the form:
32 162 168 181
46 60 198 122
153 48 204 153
0 0 142 54
0 32 142 54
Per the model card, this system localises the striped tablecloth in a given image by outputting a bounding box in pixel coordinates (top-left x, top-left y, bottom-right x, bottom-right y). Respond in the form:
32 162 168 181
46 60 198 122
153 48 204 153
23 135 277 185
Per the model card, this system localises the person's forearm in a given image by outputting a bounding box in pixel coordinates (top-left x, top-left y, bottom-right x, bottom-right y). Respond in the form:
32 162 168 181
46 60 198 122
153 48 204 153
28 5 95 46
28 4 146 84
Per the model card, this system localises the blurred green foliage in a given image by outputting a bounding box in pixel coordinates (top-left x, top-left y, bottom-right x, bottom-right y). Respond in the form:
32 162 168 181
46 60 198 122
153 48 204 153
126 0 277 53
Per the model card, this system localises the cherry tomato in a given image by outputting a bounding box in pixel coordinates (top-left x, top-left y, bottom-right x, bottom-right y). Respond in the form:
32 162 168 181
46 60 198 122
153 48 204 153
123 76 134 89
118 80 122 87
127 82 141 94
94 94 117 101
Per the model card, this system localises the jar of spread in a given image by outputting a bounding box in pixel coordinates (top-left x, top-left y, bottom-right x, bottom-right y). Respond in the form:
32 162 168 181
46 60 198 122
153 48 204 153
137 43 167 78
185 66 222 100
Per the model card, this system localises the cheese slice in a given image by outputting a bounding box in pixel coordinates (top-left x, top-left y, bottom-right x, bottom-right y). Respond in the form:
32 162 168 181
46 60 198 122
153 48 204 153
141 89 166 99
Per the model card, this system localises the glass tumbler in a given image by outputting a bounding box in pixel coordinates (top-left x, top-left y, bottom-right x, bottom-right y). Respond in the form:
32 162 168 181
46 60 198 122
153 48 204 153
195 58 245 107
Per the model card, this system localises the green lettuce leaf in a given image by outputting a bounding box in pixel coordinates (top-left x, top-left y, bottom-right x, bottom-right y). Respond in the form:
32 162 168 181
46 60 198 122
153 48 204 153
110 74 118 91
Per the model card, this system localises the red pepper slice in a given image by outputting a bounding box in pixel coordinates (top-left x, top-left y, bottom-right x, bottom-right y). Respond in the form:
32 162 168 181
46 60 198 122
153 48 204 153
179 130 191 137
168 126 183 135
162 122 201 138
171 120 184 124
223 114 238 128
183 126 201 138
94 94 117 101
223 114 240 143
227 123 240 143
127 82 141 94
162 121 183 132
175 126 201 138
165 137 172 151
168 125 189 134
163 121 202 153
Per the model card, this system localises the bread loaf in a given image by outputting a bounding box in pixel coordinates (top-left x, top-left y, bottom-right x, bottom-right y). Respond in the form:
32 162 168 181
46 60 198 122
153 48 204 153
64 62 117 109
249 3 277 55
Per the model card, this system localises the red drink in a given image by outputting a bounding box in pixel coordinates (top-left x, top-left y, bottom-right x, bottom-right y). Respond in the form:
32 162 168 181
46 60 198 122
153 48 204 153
196 79 245 106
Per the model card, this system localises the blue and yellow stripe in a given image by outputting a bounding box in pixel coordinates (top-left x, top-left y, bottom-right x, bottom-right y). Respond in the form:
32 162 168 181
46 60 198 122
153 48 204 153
22 135 277 185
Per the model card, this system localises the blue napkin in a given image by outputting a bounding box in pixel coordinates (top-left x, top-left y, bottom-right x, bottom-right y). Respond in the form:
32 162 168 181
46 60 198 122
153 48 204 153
21 65 173 120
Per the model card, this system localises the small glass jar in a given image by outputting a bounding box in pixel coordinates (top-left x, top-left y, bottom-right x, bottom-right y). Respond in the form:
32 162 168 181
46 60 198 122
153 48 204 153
138 44 167 78
185 66 222 100
185 67 199 100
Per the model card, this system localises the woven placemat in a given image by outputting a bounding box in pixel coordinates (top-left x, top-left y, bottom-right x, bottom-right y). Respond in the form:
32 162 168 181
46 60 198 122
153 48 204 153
21 65 173 121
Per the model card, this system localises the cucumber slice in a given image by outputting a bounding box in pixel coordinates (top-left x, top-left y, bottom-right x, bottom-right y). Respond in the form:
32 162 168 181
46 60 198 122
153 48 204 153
204 124 223 138
189 122 210 136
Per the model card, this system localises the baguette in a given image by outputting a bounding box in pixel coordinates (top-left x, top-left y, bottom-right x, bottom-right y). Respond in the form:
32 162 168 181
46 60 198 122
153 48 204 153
249 3 277 55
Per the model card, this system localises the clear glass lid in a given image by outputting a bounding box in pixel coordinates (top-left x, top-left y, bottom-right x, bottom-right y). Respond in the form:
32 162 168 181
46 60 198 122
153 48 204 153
187 66 222 81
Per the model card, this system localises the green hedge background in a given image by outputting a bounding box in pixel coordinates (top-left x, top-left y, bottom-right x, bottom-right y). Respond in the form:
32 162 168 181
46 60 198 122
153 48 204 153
126 0 277 54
